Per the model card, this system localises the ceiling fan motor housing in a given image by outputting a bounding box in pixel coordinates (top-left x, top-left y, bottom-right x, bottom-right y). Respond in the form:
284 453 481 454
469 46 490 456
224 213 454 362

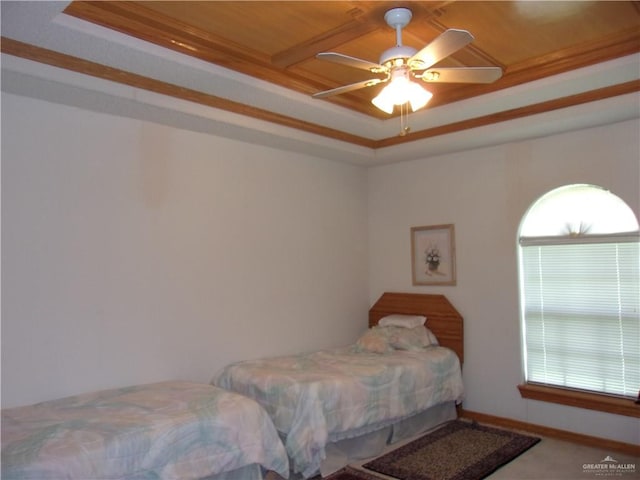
384 8 412 30
379 45 418 67
380 8 417 67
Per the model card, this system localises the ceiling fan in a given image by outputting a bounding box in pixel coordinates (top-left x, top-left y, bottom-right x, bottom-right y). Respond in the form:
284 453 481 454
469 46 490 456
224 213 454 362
312 7 502 115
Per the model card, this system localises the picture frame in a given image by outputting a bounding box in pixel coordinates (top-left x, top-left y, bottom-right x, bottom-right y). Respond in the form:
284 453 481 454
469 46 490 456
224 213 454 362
411 224 456 286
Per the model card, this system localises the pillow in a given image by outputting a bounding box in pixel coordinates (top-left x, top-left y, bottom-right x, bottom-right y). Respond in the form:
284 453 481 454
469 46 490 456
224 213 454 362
355 328 393 354
425 327 439 346
378 314 426 329
355 325 439 353
382 325 439 350
386 326 426 350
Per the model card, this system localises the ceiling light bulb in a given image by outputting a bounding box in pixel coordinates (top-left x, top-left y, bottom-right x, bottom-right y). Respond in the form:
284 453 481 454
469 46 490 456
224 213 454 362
423 71 440 81
372 68 433 114
407 82 433 111
371 87 395 114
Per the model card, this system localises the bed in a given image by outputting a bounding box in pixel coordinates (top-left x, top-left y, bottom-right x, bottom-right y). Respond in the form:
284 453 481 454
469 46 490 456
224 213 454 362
213 292 464 478
1 380 290 480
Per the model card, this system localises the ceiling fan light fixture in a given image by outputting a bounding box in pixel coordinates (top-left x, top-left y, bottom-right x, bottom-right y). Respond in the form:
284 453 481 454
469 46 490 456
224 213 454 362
407 82 433 111
313 7 501 119
371 91 395 114
422 71 440 81
371 68 432 114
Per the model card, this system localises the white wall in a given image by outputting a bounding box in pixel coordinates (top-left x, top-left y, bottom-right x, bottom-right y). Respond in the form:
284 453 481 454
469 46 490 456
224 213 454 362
1 93 369 407
368 118 640 445
3 87 639 446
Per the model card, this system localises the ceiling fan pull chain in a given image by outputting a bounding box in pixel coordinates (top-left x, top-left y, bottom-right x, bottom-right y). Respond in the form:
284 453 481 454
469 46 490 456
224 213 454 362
399 102 411 136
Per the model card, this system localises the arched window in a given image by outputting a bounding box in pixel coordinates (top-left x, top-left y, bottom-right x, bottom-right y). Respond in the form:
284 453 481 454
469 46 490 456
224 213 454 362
518 184 639 401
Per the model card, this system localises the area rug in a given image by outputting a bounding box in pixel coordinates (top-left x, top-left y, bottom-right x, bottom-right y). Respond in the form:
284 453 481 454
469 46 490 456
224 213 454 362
363 420 541 480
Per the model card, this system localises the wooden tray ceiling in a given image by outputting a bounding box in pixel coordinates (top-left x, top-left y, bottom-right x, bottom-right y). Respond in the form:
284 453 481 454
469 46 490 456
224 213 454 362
63 1 640 119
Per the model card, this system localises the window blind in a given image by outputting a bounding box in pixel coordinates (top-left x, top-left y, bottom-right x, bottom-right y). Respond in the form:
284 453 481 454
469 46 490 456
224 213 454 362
520 235 640 398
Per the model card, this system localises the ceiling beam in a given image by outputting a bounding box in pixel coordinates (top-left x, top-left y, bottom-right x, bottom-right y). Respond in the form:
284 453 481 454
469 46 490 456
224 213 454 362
271 10 380 68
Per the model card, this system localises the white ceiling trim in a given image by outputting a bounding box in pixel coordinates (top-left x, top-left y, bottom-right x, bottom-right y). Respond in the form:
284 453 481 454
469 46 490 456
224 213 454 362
3 54 638 167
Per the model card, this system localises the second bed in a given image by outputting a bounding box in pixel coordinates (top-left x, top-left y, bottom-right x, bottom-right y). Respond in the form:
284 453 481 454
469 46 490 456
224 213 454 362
214 292 465 478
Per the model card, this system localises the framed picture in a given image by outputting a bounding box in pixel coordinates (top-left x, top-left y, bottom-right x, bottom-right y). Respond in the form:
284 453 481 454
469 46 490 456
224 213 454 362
411 224 456 286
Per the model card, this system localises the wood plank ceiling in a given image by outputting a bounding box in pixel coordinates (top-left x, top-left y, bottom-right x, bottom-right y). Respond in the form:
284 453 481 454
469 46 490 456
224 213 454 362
62 0 640 120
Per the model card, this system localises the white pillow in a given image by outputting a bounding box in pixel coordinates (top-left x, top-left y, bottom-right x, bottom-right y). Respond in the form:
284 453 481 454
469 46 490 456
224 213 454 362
379 314 426 329
425 327 439 346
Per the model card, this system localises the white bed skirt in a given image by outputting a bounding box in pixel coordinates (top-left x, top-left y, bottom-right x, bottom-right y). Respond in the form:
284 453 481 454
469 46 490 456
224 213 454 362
203 463 265 480
316 401 457 478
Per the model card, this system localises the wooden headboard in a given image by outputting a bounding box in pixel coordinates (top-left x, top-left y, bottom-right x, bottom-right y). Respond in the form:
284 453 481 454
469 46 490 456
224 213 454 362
369 292 464 364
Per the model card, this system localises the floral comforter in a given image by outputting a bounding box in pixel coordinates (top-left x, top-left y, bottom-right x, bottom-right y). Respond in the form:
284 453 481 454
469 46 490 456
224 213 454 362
214 346 464 477
1 381 289 480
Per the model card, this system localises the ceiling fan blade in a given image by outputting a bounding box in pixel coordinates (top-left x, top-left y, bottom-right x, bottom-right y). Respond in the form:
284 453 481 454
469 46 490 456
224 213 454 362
312 78 386 99
418 67 503 84
408 29 474 70
316 52 386 73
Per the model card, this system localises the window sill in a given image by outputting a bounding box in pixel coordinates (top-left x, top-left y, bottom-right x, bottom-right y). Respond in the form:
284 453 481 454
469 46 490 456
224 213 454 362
517 383 640 418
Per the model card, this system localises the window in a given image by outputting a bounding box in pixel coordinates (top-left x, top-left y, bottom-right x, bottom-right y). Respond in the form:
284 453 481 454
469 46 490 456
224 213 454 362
518 185 639 407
